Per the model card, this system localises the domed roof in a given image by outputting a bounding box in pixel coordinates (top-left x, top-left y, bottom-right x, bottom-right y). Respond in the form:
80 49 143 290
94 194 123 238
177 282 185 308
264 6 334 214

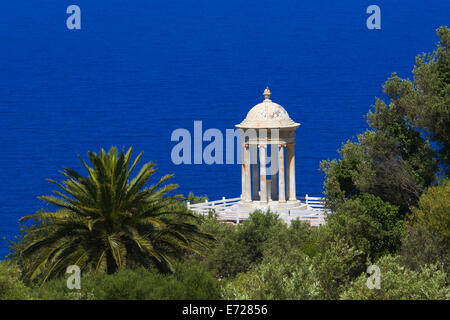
236 87 300 129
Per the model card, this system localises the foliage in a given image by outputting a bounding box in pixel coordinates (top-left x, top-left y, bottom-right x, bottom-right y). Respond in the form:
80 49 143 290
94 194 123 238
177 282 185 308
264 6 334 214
222 239 364 300
341 255 449 300
401 179 450 271
15 147 213 282
172 260 222 299
262 219 322 258
0 260 32 300
221 250 320 300
313 239 365 299
31 261 220 300
409 178 450 242
200 210 286 278
320 126 436 215
186 192 208 204
324 193 404 261
403 26 450 173
219 218 365 300
320 28 450 214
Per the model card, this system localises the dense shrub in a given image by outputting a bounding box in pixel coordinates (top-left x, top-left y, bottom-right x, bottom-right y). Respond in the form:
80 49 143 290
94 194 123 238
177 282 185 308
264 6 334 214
401 179 450 271
172 260 221 299
341 255 449 300
222 239 364 300
313 239 365 299
221 250 320 300
32 261 220 300
409 179 450 242
0 260 32 300
201 210 286 278
325 193 404 261
262 219 322 258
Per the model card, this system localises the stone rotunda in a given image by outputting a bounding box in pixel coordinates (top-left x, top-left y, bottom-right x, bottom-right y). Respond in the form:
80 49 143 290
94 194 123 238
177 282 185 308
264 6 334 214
187 87 325 225
235 87 308 211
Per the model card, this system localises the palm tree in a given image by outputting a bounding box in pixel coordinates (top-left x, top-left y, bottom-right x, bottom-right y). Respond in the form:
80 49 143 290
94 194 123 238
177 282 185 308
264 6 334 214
18 147 213 282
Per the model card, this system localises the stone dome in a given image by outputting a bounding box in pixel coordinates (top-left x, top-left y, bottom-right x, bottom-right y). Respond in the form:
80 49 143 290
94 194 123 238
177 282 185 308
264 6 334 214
236 87 300 129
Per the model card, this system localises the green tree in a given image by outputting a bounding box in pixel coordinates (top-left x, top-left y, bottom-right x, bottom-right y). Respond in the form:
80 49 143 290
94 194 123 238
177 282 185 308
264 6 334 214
320 28 450 214
324 193 404 261
16 147 213 282
320 111 437 215
403 26 450 173
368 27 450 176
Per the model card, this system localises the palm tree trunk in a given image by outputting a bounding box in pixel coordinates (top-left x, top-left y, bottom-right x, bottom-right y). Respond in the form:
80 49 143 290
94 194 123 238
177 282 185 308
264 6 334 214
106 251 118 274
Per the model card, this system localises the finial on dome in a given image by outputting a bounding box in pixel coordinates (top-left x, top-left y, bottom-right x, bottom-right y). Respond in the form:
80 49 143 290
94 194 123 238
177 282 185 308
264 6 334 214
263 86 271 100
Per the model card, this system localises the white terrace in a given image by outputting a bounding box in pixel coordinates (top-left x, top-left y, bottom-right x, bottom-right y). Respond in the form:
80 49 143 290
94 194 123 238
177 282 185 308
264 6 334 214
187 194 327 226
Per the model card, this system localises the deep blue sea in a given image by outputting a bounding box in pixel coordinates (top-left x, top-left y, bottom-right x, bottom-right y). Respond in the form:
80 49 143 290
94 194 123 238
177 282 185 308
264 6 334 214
0 0 448 257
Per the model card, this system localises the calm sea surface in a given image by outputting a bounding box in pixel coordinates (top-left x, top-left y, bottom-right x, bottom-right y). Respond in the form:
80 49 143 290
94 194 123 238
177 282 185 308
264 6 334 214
0 0 448 257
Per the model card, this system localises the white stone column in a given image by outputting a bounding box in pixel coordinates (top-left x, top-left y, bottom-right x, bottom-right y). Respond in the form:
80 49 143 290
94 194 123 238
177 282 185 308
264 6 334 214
241 145 245 200
286 143 296 201
251 144 259 200
244 144 251 202
259 144 268 203
285 156 290 199
270 144 277 201
278 144 286 202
